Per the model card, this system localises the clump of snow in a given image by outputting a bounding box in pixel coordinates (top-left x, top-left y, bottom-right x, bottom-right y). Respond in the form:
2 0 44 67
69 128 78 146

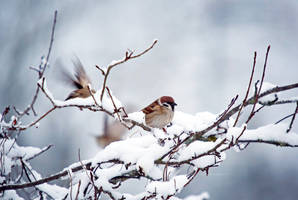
192 155 220 169
101 89 123 114
59 95 96 107
260 82 276 93
108 59 120 66
146 175 188 197
228 123 298 145
178 139 226 168
2 190 25 200
179 140 221 160
173 111 224 136
289 96 298 101
37 78 55 100
25 167 68 199
2 139 42 164
127 111 145 124
258 81 278 102
184 192 210 200
92 134 171 179
34 122 40 128
226 124 247 142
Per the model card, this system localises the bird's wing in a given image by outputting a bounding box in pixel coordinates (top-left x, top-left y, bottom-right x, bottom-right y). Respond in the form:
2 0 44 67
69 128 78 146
142 99 160 114
65 88 91 100
72 57 92 88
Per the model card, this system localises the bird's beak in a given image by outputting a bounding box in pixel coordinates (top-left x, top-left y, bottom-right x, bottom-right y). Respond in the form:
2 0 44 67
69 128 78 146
171 102 177 111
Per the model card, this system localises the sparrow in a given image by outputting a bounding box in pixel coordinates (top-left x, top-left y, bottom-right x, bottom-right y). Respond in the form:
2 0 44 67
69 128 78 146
96 104 134 147
62 58 96 101
96 115 127 147
142 96 177 129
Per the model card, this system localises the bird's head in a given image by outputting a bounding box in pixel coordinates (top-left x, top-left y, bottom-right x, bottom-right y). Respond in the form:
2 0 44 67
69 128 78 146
159 96 177 111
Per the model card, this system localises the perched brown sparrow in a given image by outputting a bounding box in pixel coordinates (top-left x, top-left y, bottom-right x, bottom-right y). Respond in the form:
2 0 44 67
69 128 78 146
142 96 177 129
62 58 96 100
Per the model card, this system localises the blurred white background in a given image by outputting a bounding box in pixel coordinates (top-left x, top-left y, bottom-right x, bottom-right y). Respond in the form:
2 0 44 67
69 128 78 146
1 1 298 199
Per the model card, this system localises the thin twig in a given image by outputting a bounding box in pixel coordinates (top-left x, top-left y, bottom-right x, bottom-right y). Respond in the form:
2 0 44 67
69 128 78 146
75 181 81 200
106 87 121 121
234 51 257 126
184 169 200 187
87 84 100 107
246 45 270 123
235 125 247 144
99 40 158 101
95 65 106 76
68 169 73 200
1 106 10 122
275 113 295 124
286 102 298 133
17 10 58 118
41 10 58 77
238 139 298 147
18 107 56 131
25 144 53 161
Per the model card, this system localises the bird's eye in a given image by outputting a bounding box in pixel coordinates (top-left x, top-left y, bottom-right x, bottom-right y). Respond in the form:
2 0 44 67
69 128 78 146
162 103 169 107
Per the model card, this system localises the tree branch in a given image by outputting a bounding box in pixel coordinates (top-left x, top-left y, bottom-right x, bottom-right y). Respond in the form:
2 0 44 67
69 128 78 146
99 40 158 101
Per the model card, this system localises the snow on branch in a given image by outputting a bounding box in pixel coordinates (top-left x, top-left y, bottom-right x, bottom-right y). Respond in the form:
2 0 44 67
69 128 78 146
1 11 298 200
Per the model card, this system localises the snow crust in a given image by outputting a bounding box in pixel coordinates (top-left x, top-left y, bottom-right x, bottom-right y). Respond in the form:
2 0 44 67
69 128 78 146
228 123 298 145
258 81 277 102
146 175 188 197
183 192 210 200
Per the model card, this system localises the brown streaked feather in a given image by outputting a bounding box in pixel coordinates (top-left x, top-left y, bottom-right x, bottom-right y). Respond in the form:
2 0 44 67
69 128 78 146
142 99 160 114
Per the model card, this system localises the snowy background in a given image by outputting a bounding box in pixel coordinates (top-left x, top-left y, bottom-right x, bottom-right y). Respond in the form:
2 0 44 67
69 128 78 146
1 1 298 199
